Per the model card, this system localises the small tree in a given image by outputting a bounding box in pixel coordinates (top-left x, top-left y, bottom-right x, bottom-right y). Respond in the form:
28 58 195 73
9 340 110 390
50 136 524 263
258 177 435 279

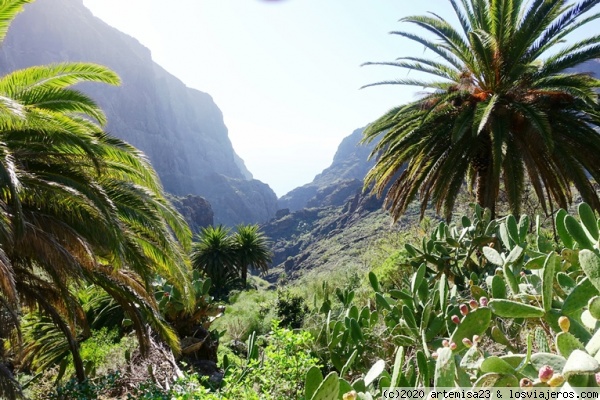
191 225 241 299
233 224 272 288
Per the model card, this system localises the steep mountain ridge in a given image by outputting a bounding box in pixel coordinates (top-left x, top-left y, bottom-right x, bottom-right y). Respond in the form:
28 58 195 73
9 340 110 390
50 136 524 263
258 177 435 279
265 58 600 281
0 0 277 226
278 127 376 211
263 126 391 281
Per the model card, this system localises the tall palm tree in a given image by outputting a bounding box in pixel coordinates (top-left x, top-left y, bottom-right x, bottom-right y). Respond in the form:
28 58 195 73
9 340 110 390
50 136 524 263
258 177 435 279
233 224 271 287
0 0 193 392
191 225 241 299
362 0 600 221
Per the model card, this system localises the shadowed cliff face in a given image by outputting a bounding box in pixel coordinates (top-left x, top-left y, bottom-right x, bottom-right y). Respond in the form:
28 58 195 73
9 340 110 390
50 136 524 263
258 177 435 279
0 0 277 226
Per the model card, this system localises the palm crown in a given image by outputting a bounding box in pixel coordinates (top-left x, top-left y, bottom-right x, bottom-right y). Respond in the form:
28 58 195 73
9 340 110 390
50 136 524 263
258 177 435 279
0 0 193 391
363 0 600 221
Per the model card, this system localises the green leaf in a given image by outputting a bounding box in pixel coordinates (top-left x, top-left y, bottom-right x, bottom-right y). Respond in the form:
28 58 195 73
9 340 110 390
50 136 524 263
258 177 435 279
439 274 448 313
556 332 585 358
480 356 516 375
305 366 323 400
391 347 405 388
450 307 492 352
493 374 519 387
563 350 600 378
488 299 545 318
556 209 574 249
411 263 426 294
506 215 520 245
525 255 546 270
364 359 385 387
547 310 592 343
505 245 524 265
579 203 599 241
462 216 471 228
530 353 567 373
557 272 577 294
338 379 353 400
368 271 380 293
542 253 559 311
491 325 512 348
340 349 358 377
585 328 600 357
375 293 392 311
349 318 364 343
518 215 530 243
503 264 520 295
565 215 594 250
417 350 429 386
483 246 503 266
580 250 600 292
491 275 506 299
563 277 600 314
434 347 456 389
311 371 339 400
499 223 511 249
475 94 499 135
589 296 600 319
473 372 502 387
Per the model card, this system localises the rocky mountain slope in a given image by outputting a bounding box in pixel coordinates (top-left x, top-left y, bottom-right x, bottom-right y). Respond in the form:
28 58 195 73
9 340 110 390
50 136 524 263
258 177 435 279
0 0 277 226
263 127 395 281
263 58 600 281
278 127 376 211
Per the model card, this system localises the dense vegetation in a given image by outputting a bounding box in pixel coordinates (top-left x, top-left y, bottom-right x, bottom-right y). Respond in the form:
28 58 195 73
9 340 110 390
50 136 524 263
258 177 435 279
0 0 599 399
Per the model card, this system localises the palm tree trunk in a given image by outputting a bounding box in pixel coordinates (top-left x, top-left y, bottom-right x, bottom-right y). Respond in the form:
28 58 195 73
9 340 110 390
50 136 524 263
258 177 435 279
474 136 496 219
241 265 247 288
475 169 496 219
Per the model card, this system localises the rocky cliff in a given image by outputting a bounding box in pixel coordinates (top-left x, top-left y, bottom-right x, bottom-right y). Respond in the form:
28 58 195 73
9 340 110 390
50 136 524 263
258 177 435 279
169 195 214 234
0 0 278 226
262 126 388 281
278 127 376 211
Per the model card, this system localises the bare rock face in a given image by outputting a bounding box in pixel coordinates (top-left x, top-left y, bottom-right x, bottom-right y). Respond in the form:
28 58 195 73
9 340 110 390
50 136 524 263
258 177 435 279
0 0 277 226
170 195 214 233
278 127 375 211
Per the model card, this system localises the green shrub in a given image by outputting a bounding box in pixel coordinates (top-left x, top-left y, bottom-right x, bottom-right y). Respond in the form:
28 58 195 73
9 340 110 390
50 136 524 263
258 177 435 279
276 290 309 329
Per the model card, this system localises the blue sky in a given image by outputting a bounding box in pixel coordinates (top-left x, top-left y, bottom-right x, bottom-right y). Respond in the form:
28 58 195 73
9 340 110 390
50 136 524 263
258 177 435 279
80 1 593 197
81 0 460 196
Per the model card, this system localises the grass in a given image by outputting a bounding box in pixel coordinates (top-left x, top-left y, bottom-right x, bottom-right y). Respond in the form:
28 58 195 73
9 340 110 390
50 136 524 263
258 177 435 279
212 289 277 343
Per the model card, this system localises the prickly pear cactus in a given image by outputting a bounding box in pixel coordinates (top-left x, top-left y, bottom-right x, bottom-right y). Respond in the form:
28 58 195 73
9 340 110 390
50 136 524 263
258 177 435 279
305 366 323 400
555 332 585 357
450 307 491 352
434 347 456 389
488 299 544 318
311 371 340 400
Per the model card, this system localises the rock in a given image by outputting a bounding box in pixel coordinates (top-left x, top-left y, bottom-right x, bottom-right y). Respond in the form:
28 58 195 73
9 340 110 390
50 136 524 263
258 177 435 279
275 208 290 219
278 126 375 211
170 195 214 232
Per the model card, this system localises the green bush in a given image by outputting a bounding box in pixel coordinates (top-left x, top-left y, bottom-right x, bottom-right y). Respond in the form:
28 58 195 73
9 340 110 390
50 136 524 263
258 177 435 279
276 290 309 329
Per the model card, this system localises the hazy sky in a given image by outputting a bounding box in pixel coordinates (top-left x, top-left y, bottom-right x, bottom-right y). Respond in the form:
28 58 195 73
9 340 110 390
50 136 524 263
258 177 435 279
79 0 462 197
80 1 595 197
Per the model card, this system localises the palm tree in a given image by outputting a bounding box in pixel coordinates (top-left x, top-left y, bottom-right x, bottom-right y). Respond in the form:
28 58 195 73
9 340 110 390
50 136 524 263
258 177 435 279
233 224 272 287
362 0 600 221
191 225 241 299
191 224 272 296
0 0 193 392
